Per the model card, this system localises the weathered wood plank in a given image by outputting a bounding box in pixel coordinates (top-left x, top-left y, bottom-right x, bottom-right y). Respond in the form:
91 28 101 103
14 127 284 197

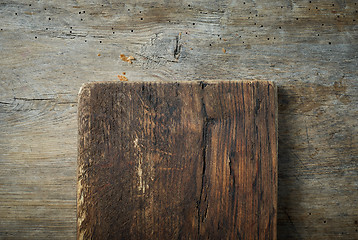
77 80 277 239
0 0 357 239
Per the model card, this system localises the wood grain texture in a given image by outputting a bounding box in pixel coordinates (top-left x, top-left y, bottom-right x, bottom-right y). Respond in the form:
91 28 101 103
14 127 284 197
77 80 277 239
0 0 357 239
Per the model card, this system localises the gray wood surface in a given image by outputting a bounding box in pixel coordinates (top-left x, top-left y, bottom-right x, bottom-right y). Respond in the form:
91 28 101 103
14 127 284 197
0 0 357 239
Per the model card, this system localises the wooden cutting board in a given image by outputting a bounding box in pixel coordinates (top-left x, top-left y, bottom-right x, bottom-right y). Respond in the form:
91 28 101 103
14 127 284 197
77 80 277 240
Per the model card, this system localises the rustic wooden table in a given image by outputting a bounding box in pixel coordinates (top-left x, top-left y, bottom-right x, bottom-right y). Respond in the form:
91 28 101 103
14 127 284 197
0 0 357 239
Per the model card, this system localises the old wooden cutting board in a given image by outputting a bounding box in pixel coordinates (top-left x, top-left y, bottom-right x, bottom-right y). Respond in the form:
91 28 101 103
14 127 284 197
77 80 277 240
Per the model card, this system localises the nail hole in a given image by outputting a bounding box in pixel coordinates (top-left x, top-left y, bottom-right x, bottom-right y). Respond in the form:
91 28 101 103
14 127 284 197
296 18 299 20
85 40 87 42
83 11 85 13
260 25 263 27
329 42 331 44
324 220 326 223
79 12 81 14
309 213 312 215
15 13 17 15
45 28 48 30
279 26 281 29
188 4 190 7
48 17 51 20
267 38 270 40
81 18 83 21
140 17 143 20
193 23 195 25
131 29 133 32
113 32 115 34
209 44 212 46
44 8 46 10
29 4 31 6
70 27 72 29
100 41 102 43
70 31 72 33
332 4 334 6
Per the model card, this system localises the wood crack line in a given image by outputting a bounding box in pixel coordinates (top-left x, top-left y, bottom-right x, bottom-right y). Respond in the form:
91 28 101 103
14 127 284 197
14 97 56 101
197 86 213 236
173 34 182 60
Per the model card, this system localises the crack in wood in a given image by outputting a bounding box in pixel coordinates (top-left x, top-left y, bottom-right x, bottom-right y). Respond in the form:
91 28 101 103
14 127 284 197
13 97 56 101
173 35 182 60
9 97 76 105
197 86 214 236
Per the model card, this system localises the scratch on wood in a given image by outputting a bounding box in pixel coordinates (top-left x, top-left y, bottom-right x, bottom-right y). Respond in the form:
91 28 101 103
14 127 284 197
134 137 146 194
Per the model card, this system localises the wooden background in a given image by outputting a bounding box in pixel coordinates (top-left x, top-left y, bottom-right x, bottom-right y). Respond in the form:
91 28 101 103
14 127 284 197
0 0 357 239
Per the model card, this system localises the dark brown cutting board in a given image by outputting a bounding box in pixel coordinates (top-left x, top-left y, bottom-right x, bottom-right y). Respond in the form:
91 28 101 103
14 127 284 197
77 80 277 240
